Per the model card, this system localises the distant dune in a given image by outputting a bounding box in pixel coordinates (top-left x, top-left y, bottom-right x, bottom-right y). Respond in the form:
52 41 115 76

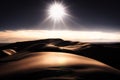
0 38 120 80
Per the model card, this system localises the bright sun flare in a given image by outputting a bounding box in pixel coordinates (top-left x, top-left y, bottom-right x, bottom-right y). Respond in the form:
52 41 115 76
48 2 67 22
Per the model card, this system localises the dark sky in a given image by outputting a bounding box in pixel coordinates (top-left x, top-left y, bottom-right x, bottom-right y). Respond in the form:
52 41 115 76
0 0 120 32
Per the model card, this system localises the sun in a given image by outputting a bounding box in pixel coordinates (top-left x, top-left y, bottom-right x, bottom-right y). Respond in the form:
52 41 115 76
48 1 67 22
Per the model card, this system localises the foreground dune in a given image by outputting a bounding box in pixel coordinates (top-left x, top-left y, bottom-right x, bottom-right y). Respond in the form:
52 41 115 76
0 52 119 80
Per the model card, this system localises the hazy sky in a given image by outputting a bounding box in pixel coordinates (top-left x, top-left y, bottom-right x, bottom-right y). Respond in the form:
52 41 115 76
0 0 120 32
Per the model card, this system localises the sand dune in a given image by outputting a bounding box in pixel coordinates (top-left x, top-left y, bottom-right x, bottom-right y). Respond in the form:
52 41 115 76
0 52 119 80
0 39 120 80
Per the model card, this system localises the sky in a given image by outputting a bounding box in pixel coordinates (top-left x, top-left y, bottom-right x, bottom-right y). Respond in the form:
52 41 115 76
0 0 120 31
0 0 120 42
